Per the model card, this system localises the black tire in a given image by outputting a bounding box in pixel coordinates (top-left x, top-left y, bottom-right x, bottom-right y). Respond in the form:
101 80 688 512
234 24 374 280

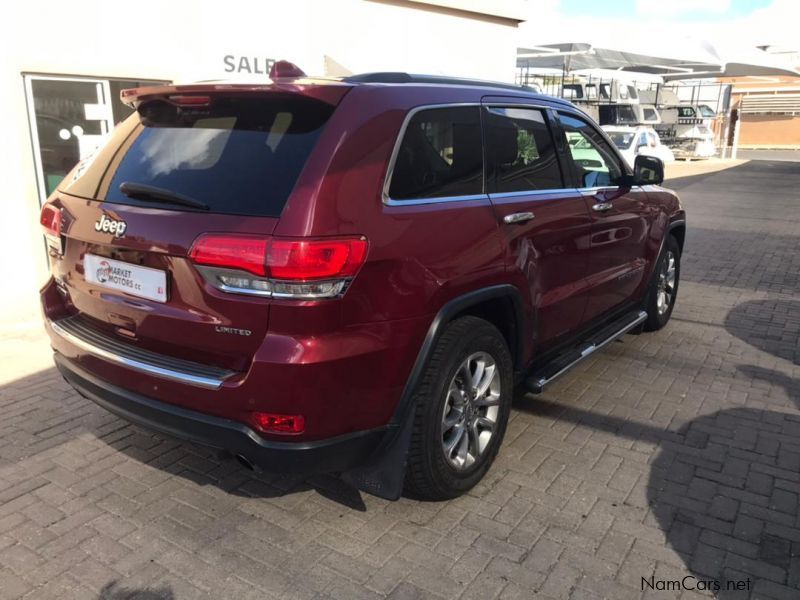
643 235 681 331
404 316 513 500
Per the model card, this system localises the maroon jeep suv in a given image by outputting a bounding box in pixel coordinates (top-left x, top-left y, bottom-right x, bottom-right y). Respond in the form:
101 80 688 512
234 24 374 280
39 68 684 500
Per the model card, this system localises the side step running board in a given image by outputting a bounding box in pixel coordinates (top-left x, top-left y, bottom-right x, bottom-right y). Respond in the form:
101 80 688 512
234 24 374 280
524 310 647 394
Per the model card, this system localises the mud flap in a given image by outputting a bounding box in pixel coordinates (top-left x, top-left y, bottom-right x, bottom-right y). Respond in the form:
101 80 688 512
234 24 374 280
340 414 413 501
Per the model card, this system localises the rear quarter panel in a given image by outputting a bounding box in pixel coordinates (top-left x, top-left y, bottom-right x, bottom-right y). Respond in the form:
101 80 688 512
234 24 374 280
271 85 514 416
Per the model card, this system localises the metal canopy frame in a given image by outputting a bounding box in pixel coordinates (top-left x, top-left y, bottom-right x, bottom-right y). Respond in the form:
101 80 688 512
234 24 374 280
517 41 800 82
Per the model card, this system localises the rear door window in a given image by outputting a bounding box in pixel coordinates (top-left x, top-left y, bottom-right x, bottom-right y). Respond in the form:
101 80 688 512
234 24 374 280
387 106 483 201
59 95 334 217
485 107 563 193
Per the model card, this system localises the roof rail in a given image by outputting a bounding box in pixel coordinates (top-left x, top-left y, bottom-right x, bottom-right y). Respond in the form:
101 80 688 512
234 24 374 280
343 72 543 94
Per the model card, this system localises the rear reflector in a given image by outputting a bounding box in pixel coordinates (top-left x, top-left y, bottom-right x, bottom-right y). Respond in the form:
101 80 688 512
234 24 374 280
189 234 368 299
250 412 305 434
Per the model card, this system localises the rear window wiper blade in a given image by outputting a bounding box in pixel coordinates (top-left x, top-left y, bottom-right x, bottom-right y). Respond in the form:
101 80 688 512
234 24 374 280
119 182 209 210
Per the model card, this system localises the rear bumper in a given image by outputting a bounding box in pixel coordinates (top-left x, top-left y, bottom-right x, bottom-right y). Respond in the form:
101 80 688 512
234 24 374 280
54 353 388 475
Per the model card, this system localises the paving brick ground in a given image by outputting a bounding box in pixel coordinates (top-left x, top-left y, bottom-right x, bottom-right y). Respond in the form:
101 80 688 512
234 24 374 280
1 160 799 600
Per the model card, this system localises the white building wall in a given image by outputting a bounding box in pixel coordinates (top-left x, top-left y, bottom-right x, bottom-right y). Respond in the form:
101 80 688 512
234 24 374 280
0 0 522 330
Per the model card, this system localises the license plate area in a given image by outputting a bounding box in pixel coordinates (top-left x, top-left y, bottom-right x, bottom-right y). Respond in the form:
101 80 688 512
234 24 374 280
84 254 168 303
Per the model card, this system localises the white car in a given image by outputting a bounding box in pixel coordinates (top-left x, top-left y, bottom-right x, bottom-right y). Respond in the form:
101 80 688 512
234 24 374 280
602 126 675 168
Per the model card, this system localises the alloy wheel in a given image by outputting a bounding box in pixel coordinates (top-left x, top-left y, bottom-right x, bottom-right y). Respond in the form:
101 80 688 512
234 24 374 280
441 352 501 470
657 250 677 315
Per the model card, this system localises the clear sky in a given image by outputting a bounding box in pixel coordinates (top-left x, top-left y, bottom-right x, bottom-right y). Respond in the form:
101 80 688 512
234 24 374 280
557 0 772 21
520 0 798 49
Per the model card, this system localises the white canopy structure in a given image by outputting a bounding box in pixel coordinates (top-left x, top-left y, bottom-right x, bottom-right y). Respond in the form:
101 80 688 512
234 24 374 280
517 38 800 81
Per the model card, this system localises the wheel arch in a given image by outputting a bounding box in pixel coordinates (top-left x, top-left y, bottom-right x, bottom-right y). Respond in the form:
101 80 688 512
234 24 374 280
668 220 686 254
340 284 525 500
397 284 525 424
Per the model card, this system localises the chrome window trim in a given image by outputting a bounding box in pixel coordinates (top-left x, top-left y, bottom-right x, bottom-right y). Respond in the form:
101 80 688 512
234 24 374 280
384 193 488 207
50 319 230 390
577 185 644 196
489 188 579 201
382 101 616 206
382 102 484 206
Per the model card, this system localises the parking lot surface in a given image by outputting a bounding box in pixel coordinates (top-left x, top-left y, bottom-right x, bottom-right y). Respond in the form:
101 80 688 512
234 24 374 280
1 160 799 600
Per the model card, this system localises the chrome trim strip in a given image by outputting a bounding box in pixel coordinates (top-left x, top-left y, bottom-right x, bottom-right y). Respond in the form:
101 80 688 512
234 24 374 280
196 266 350 299
50 320 228 390
489 188 579 201
578 185 644 197
384 193 488 207
382 102 483 206
534 310 647 390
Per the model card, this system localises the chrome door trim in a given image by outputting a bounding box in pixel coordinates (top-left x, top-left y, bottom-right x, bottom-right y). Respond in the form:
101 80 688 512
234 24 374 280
384 193 489 207
578 185 645 197
489 188 579 201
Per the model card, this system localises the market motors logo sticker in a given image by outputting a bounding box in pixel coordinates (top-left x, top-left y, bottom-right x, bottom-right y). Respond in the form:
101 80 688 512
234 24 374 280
96 260 112 284
95 214 127 238
93 261 139 290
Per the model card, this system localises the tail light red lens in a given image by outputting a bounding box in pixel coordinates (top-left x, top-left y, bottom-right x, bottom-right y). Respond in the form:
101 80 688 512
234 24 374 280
189 236 268 276
190 235 368 281
40 204 62 238
250 412 305 434
267 239 368 280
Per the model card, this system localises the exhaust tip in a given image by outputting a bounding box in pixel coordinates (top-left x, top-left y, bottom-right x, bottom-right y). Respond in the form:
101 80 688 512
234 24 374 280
235 454 255 471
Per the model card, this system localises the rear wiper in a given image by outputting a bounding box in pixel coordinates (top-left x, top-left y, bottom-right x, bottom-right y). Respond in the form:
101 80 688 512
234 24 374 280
119 182 209 210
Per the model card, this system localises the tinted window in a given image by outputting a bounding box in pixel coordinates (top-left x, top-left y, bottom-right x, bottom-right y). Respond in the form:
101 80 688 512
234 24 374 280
60 95 334 217
607 131 635 149
643 107 658 121
558 113 624 188
388 107 482 200
485 107 562 193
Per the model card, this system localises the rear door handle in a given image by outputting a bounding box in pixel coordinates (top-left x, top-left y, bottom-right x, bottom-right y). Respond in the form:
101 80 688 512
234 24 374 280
592 202 613 212
503 211 535 224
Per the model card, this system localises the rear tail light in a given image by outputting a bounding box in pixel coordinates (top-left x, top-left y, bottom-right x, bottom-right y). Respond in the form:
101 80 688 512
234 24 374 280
250 412 305 435
189 235 368 299
40 204 61 237
40 204 63 253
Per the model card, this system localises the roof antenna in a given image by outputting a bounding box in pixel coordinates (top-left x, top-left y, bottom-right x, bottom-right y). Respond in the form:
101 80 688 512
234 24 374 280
269 60 307 80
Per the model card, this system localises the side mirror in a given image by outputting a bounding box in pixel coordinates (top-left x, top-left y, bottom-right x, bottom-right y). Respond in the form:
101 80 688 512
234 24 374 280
633 154 664 185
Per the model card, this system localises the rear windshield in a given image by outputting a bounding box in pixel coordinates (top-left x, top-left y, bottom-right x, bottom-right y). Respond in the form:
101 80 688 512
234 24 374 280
59 94 334 217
